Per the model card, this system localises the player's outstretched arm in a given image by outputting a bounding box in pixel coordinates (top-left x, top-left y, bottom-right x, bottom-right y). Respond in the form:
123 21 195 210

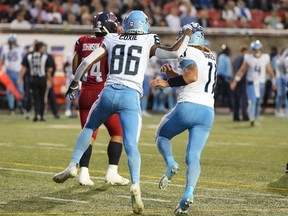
151 28 192 59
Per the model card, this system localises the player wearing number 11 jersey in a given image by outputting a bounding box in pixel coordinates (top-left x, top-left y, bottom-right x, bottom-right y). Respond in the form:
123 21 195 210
54 10 192 214
150 22 217 215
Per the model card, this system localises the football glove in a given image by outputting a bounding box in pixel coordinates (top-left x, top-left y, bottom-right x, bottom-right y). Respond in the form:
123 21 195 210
65 80 78 100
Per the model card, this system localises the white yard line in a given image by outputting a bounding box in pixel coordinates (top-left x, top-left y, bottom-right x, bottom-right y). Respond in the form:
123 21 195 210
0 143 13 146
41 196 88 203
37 143 67 147
117 195 171 203
1 167 287 203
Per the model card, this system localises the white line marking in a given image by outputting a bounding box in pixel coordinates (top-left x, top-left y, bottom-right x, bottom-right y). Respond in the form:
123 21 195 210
197 195 246 202
41 196 88 203
0 167 287 202
0 143 13 146
117 195 171 203
37 143 66 147
0 202 7 204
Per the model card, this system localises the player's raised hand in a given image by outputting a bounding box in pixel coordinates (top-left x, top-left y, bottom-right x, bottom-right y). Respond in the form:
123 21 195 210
65 80 78 100
160 64 173 73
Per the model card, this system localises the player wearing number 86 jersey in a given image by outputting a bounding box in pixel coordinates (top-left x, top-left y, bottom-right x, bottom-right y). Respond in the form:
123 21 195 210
63 11 129 186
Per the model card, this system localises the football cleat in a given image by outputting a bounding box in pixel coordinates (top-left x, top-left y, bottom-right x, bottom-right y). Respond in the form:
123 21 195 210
174 199 193 215
78 167 94 186
130 184 144 214
105 172 130 185
159 164 179 190
53 163 77 183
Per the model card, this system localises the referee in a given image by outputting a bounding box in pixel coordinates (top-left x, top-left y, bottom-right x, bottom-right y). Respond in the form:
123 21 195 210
18 41 53 121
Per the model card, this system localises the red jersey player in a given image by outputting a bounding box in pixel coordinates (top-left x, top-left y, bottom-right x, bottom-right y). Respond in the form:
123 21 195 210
72 12 129 186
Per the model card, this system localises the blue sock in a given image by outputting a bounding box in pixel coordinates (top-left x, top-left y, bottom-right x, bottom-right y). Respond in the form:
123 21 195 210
72 128 93 164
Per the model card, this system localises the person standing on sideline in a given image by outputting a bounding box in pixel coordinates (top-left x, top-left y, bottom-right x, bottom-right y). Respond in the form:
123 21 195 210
150 22 216 214
70 11 129 186
0 34 25 115
53 10 192 214
215 44 232 109
230 40 276 126
44 44 60 119
275 48 288 117
18 41 53 122
231 45 249 121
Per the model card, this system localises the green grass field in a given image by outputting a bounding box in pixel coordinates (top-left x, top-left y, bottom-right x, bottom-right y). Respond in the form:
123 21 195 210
0 112 287 216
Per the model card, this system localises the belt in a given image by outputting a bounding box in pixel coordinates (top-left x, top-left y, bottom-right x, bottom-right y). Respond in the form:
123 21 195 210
247 81 253 85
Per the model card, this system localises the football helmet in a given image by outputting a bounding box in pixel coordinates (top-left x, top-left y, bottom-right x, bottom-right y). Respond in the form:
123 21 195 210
178 22 205 46
7 33 17 43
250 40 263 50
93 11 119 37
123 10 150 34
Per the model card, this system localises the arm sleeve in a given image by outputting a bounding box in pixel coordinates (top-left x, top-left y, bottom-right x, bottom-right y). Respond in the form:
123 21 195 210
179 59 196 69
74 47 106 82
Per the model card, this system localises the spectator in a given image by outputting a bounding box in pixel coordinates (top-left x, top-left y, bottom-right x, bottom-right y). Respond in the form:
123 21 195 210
198 8 211 28
0 4 15 23
179 0 198 26
282 10 288 29
235 0 252 28
10 11 32 29
80 12 91 25
264 10 284 29
63 11 78 30
30 0 49 24
199 0 214 9
62 0 80 17
14 1 32 23
165 7 181 29
47 1 63 24
89 0 105 18
221 0 238 27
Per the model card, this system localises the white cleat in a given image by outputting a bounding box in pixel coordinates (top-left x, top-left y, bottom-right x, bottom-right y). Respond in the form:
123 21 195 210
53 163 77 184
130 184 144 214
78 167 94 186
105 172 130 185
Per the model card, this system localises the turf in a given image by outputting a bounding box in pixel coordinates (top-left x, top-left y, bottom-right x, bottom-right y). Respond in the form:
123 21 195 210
0 112 287 216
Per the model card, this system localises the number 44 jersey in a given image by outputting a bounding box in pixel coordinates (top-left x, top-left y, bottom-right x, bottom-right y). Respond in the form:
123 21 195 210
74 35 107 91
103 33 160 97
177 47 217 108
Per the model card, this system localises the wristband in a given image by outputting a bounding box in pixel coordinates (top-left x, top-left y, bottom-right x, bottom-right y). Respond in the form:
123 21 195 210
234 75 241 82
168 75 188 87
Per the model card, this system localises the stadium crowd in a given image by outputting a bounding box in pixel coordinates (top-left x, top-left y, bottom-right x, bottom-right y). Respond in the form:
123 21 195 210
0 0 288 29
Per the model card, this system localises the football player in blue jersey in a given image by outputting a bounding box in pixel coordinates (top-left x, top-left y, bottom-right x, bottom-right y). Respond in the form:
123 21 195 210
53 10 193 214
150 22 217 215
